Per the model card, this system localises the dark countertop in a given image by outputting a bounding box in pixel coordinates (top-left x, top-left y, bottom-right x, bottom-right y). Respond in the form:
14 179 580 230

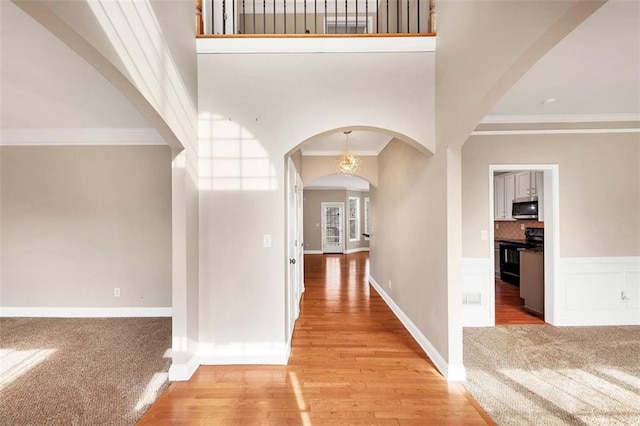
495 238 529 245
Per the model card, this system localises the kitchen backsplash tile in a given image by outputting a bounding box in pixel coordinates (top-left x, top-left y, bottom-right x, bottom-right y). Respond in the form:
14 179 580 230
494 220 543 240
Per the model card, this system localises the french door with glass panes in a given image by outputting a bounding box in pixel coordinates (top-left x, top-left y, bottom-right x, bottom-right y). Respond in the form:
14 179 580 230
321 202 344 253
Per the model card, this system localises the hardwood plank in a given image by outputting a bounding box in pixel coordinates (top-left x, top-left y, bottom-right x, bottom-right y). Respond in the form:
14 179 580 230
495 278 546 325
139 253 492 425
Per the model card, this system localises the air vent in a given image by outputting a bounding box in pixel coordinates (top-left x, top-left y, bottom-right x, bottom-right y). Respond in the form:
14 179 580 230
463 293 482 306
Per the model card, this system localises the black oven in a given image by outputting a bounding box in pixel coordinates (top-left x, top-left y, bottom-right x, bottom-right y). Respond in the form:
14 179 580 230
499 228 544 285
499 243 525 285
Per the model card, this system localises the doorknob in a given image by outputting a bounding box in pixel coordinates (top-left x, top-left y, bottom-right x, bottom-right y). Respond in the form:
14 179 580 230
290 258 296 264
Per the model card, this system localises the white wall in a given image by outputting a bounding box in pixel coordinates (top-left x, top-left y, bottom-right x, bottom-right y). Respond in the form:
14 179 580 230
0 146 172 314
197 51 434 363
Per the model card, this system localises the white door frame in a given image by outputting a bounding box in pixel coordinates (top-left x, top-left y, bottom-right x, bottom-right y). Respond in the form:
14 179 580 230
489 164 560 325
286 157 303 343
321 202 344 253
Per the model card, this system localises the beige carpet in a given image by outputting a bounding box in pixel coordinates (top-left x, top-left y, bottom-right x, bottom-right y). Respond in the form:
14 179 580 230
464 325 640 426
0 317 171 425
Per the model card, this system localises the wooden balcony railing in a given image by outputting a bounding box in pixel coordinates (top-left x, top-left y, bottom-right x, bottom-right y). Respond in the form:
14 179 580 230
196 0 435 36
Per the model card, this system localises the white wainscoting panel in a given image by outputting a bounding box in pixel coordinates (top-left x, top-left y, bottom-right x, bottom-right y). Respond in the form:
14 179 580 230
557 257 640 326
462 258 494 327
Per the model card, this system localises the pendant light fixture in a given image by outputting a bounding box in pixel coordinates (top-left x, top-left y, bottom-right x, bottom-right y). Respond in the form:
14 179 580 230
336 131 361 176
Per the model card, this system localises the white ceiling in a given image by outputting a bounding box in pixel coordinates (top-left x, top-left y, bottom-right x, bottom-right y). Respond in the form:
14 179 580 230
304 173 370 191
485 0 640 121
301 130 393 156
0 1 152 129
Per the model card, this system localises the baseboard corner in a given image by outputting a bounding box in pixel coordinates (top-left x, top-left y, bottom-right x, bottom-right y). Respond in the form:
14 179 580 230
168 353 200 381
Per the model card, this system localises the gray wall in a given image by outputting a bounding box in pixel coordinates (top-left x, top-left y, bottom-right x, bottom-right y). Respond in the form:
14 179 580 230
462 132 640 258
0 146 172 308
303 189 370 252
370 139 450 360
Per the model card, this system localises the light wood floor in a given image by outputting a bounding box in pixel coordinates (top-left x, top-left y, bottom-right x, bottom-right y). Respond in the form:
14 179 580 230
495 278 545 325
139 252 493 425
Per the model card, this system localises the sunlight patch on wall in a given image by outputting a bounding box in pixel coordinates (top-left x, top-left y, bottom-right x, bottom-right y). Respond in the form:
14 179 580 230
0 348 56 388
87 0 197 150
199 113 277 191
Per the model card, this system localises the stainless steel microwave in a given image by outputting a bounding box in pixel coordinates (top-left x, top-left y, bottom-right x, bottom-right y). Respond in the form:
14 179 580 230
512 198 538 219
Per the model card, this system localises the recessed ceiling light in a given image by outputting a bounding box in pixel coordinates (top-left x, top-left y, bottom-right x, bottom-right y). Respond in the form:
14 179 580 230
542 97 556 104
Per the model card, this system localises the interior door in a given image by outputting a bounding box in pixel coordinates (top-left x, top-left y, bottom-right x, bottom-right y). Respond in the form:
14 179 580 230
321 202 344 253
287 158 300 339
296 174 305 298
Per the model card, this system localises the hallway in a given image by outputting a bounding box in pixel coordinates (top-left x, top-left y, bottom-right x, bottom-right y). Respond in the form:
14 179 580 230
139 253 492 425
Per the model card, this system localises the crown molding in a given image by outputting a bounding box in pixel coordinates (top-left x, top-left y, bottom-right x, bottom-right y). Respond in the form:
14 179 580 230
303 186 369 192
481 113 640 124
471 128 640 136
0 128 166 146
301 150 380 156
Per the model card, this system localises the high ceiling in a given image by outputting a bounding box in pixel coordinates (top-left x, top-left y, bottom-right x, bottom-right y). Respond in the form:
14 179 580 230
485 0 639 121
0 1 151 129
301 130 392 156
1 0 636 151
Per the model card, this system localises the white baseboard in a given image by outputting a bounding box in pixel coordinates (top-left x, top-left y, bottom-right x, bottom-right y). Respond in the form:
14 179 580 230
462 258 494 327
168 353 200 381
369 276 466 382
0 307 172 318
344 247 370 254
304 248 370 255
199 341 290 365
556 256 639 326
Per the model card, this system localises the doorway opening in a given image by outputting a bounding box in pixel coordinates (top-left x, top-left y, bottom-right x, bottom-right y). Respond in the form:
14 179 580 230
489 164 560 326
321 202 345 253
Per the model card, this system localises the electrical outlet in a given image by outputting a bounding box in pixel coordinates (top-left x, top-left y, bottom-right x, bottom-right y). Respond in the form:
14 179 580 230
480 230 488 240
263 234 272 247
114 288 120 297
388 280 392 289
495 223 500 230
520 224 525 230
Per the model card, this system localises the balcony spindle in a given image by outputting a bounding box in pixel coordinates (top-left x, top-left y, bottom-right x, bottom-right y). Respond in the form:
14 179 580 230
386 0 389 33
284 0 287 34
366 0 369 33
253 0 257 33
396 0 399 33
294 0 297 33
334 0 338 33
344 0 347 33
417 0 420 32
273 0 276 33
406 0 409 33
222 0 226 33
314 0 317 34
232 0 236 33
324 0 327 33
356 0 358 33
263 0 266 33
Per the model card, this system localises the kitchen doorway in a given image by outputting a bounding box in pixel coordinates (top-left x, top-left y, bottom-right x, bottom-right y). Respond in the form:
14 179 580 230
489 165 560 326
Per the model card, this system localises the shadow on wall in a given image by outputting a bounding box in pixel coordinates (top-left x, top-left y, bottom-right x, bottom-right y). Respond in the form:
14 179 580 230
198 113 278 191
